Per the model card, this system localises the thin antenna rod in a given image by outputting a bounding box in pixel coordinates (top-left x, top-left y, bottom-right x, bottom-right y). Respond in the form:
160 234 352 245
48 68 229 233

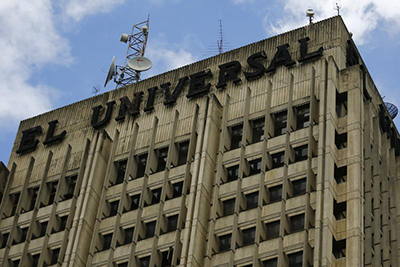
218 20 224 54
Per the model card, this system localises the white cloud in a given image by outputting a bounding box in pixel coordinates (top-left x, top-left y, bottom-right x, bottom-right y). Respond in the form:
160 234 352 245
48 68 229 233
0 0 71 130
265 0 400 44
60 0 125 22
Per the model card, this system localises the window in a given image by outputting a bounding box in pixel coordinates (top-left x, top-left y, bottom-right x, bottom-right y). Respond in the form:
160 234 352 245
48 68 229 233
292 178 306 196
156 147 169 172
218 233 232 252
9 192 20 216
335 131 347 149
101 233 113 251
136 154 148 178
271 151 285 169
251 118 265 143
117 263 128 267
13 226 28 245
294 145 308 162
108 200 119 217
290 214 305 233
124 194 140 213
245 192 258 210
50 248 60 265
31 254 40 267
248 158 262 176
222 198 235 216
46 181 58 206
115 160 127 185
139 256 150 267
334 200 347 220
269 185 282 203
62 175 77 200
0 232 9 248
58 215 68 232
266 220 280 239
145 221 156 239
230 124 243 150
295 104 310 130
288 251 303 267
336 91 348 118
148 188 162 206
161 249 174 267
334 164 347 184
172 181 183 199
117 226 134 246
263 258 278 267
23 187 38 213
10 259 20 267
242 227 256 246
332 237 346 259
226 165 239 182
166 215 179 233
177 141 190 166
32 221 48 239
273 110 287 136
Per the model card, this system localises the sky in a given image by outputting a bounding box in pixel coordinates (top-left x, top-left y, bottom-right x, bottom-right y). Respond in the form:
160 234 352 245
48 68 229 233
1 0 400 164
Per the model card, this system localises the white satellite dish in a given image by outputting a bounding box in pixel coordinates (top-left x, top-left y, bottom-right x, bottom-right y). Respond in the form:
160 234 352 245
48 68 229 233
127 56 152 72
120 33 129 43
104 56 116 87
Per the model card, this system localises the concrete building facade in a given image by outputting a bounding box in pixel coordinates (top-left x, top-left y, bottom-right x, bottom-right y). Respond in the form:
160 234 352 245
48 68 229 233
0 16 399 267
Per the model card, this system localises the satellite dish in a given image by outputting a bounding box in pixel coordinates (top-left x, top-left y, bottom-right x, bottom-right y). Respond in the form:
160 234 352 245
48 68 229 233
120 33 129 43
127 56 152 72
306 9 315 17
104 56 116 87
385 102 398 119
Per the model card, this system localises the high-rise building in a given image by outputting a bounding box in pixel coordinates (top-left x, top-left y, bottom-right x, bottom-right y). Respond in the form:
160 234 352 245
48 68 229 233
0 16 399 267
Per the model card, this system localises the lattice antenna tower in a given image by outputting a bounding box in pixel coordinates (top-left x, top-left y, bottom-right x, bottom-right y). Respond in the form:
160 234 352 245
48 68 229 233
116 15 150 88
217 20 225 54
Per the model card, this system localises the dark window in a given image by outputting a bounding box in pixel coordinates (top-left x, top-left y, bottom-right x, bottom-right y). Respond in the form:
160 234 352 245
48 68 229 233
48 181 59 205
32 221 48 239
335 131 347 149
177 141 190 166
334 164 347 184
139 256 150 267
332 237 346 259
156 147 169 172
115 160 127 185
108 200 119 217
230 124 243 150
251 118 265 143
246 192 258 210
288 251 303 267
0 232 9 248
50 248 60 265
266 220 280 239
31 254 40 267
172 182 183 199
292 179 306 196
222 198 235 216
290 214 305 233
11 259 20 267
117 263 128 267
10 192 20 216
136 154 148 178
263 258 278 267
227 165 239 182
167 215 179 233
59 215 68 232
145 221 156 239
26 187 39 212
271 152 285 169
274 110 287 136
13 227 28 245
242 227 256 246
336 91 348 118
294 145 308 162
248 158 262 176
334 200 347 220
296 104 310 130
150 188 162 206
161 249 174 267
269 185 282 203
117 227 134 246
62 175 77 200
219 234 232 252
102 233 113 251
124 194 140 213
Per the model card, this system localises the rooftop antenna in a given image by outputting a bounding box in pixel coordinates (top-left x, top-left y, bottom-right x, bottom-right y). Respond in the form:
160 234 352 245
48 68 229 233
333 1 342 16
104 15 152 88
306 9 315 25
217 20 224 54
